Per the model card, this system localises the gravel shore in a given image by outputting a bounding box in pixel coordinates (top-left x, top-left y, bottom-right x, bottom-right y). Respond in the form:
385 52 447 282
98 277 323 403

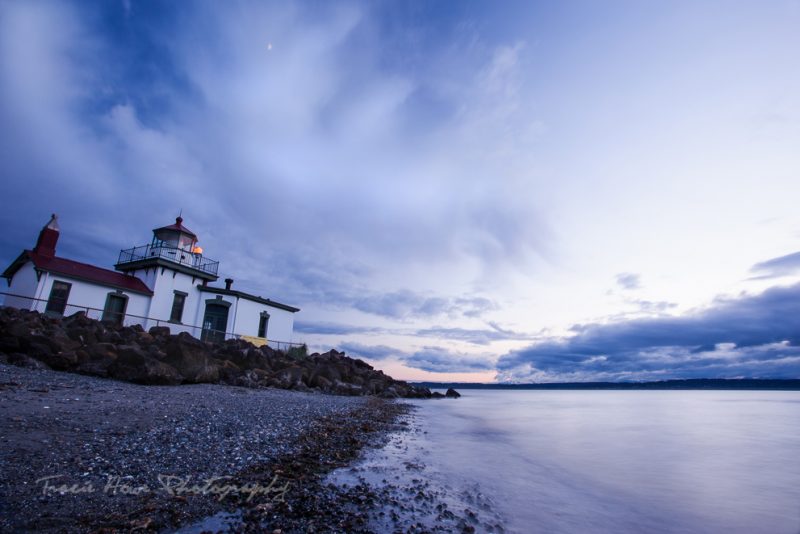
0 363 407 533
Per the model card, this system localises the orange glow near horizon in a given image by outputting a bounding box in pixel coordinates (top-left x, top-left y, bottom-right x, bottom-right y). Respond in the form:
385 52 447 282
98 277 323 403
366 358 497 383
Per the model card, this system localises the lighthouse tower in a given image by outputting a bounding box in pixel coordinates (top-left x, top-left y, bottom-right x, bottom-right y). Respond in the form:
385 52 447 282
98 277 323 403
115 216 220 329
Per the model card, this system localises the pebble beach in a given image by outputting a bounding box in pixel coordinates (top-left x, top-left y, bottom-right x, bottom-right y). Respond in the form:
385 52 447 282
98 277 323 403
0 363 410 532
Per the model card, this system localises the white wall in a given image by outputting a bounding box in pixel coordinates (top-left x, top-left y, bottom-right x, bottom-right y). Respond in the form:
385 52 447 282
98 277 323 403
126 266 210 334
147 268 205 324
231 298 264 338
35 274 151 322
230 297 295 342
5 262 42 309
263 305 295 343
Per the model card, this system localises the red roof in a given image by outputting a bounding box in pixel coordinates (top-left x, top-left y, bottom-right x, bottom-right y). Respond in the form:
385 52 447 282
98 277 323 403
4 251 153 295
153 216 197 238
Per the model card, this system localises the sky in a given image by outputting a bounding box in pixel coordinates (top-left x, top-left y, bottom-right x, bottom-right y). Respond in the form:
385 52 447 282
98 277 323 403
1 0 799 382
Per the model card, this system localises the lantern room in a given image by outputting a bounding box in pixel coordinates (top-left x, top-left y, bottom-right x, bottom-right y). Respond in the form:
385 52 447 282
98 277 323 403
152 216 199 252
116 215 219 279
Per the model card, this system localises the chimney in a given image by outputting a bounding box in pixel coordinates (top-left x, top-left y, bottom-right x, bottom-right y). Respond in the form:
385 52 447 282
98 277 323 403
225 278 233 290
33 214 60 258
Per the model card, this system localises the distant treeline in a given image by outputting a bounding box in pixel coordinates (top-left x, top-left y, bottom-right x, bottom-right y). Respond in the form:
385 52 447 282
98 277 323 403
416 379 800 391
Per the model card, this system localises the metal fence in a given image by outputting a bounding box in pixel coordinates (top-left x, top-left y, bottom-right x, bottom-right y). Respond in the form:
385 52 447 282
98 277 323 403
0 290 304 352
117 244 220 276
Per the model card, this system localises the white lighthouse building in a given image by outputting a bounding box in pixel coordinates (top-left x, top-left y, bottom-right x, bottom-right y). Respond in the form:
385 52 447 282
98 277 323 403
2 215 299 347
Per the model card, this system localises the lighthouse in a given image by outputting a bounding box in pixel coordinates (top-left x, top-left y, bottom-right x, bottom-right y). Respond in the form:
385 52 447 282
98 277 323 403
3 214 299 347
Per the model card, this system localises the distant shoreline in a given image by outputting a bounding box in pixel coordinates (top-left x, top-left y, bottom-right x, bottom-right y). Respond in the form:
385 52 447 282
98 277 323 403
416 378 800 390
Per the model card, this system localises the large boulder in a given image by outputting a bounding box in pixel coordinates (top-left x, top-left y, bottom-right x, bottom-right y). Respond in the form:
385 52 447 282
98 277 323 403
163 333 220 383
310 374 332 391
445 388 461 398
364 378 389 395
76 358 114 378
148 326 171 338
331 380 366 396
308 362 342 385
86 342 118 362
379 386 399 399
38 350 79 371
273 365 305 388
0 335 21 354
7 352 51 370
107 345 182 385
218 360 243 384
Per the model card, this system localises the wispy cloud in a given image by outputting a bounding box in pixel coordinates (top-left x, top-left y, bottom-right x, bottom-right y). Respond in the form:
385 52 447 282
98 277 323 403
415 323 533 345
338 341 398 361
615 272 641 290
404 347 496 373
294 321 384 336
0 0 549 301
750 251 800 280
341 341 496 373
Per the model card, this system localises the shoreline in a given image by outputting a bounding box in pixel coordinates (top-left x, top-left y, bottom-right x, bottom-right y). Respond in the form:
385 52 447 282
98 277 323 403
0 363 412 532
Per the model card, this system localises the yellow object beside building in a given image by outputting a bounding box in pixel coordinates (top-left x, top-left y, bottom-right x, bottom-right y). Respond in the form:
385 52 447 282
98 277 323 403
240 335 268 347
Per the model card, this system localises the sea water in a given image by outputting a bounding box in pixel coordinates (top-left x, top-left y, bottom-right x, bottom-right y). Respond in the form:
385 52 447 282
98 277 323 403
333 390 800 533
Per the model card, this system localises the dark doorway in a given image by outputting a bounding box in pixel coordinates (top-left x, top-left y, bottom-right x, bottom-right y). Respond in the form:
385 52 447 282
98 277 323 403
45 281 71 316
201 303 229 344
102 293 128 326
258 312 270 338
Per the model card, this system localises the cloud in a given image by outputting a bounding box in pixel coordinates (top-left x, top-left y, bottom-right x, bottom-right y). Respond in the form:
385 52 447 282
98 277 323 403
615 272 641 290
297 317 529 344
293 321 383 336
338 342 398 361
349 291 496 320
632 300 676 313
0 0 549 323
405 347 497 373
497 283 800 382
415 322 532 345
750 251 800 279
339 342 496 373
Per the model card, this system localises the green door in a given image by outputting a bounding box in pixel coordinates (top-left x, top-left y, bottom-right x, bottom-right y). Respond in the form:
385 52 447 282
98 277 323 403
201 303 229 344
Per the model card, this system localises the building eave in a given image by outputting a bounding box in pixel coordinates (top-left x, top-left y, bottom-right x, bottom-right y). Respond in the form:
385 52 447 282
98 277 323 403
115 257 219 281
197 285 300 313
10 251 155 296
42 271 154 296
2 250 32 281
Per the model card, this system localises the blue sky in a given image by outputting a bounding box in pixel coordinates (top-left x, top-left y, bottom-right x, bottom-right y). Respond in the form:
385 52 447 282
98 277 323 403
1 0 799 382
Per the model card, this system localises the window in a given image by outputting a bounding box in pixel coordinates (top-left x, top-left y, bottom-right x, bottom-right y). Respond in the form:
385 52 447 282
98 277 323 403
45 281 71 316
170 291 187 323
258 312 270 338
102 292 128 326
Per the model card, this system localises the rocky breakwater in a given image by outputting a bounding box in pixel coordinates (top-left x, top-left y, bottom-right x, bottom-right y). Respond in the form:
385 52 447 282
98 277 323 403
0 307 443 399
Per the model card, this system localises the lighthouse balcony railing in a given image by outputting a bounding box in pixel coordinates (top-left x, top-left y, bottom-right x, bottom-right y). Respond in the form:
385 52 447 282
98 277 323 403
117 244 219 276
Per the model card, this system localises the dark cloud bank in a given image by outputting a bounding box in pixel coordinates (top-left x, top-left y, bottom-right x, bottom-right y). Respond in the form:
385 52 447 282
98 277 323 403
497 282 800 382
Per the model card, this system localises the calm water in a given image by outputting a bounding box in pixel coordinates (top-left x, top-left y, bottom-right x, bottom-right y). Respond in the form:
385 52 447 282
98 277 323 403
338 390 800 533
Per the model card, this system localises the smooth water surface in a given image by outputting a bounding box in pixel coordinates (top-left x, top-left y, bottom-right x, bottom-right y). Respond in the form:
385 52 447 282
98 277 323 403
402 390 800 533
